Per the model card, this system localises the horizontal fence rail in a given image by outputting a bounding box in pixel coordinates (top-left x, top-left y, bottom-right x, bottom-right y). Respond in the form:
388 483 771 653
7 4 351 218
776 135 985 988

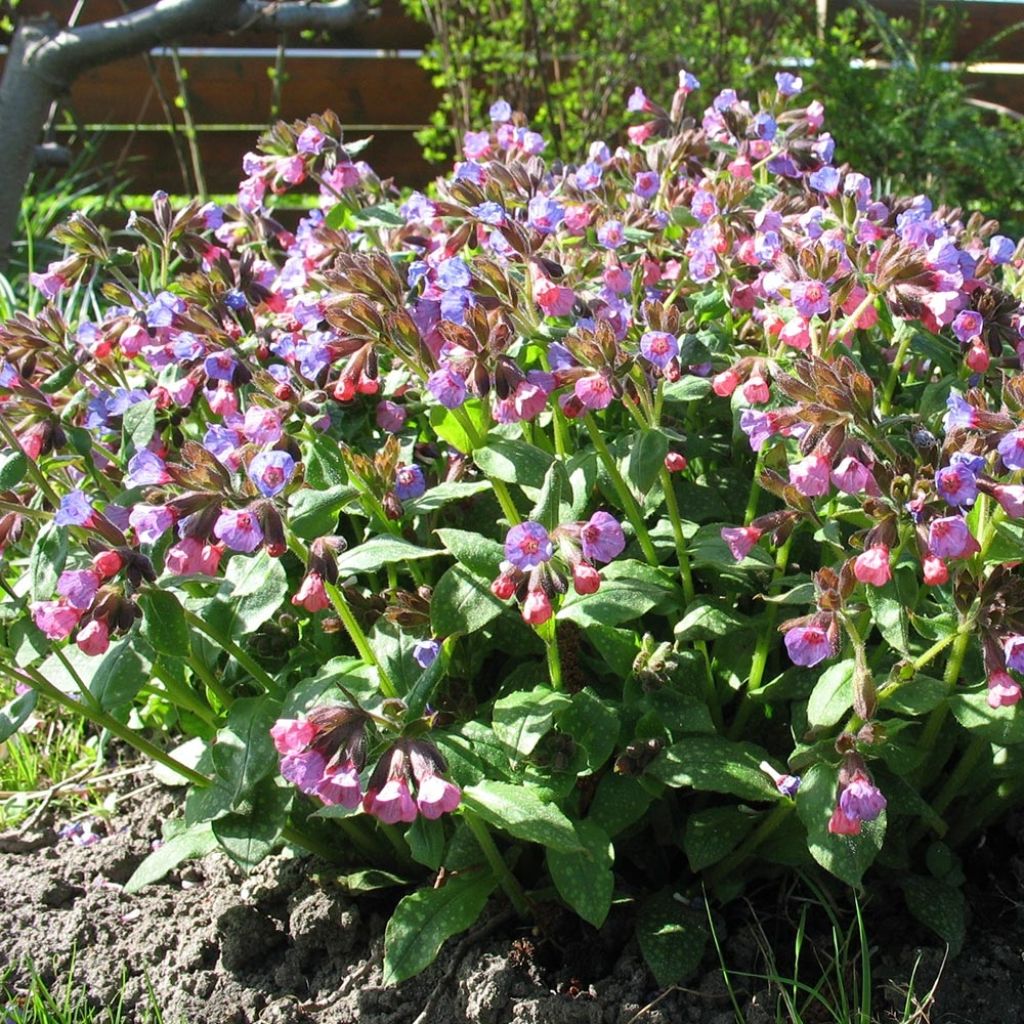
5 0 1024 196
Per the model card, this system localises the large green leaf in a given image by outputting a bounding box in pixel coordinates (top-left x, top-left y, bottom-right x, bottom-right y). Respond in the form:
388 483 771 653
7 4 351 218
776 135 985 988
674 597 749 642
866 581 911 657
555 688 619 772
212 780 292 871
138 588 191 657
683 806 758 872
901 876 965 955
0 449 27 489
383 871 496 985
586 773 652 836
336 536 441 575
806 659 855 729
880 675 947 715
90 635 151 711
202 549 288 638
429 400 488 454
407 480 492 513
492 685 571 757
636 887 708 986
288 484 358 540
949 688 1024 744
124 821 217 893
625 428 670 495
474 437 554 488
436 528 505 578
211 696 282 806
461 781 583 852
431 564 505 637
662 376 713 404
122 398 156 456
0 688 37 743
649 736 778 802
547 820 614 928
558 560 677 627
796 763 885 887
530 460 571 531
29 523 67 604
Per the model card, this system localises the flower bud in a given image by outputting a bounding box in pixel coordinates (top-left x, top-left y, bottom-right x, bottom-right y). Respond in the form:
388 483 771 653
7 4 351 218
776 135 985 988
922 554 949 586
572 563 601 595
522 588 553 625
664 452 688 473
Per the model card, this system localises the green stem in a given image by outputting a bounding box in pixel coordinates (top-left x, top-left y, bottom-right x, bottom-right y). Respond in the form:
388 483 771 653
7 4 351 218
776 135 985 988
452 407 521 525
660 467 695 605
324 581 397 699
743 452 764 526
149 662 218 727
187 651 234 709
914 627 972 784
0 662 211 788
541 618 563 691
182 609 276 694
583 413 658 565
463 809 530 916
879 324 913 417
707 801 794 885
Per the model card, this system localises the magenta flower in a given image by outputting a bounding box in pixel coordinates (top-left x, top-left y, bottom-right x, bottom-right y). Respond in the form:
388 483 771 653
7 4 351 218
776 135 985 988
791 279 831 318
271 719 318 755
31 600 83 640
639 331 679 370
76 619 110 657
248 450 295 498
522 588 553 625
998 430 1024 471
367 777 418 824
291 571 330 612
784 625 831 667
416 774 462 819
597 220 625 249
634 171 660 199
574 373 614 410
164 538 222 576
213 508 264 553
721 525 762 561
789 453 831 497
316 760 363 808
853 545 891 587
830 456 875 495
427 366 468 409
935 465 978 507
988 670 1022 709
504 521 554 570
57 569 101 610
839 771 887 822
928 516 979 559
129 504 175 545
580 511 625 564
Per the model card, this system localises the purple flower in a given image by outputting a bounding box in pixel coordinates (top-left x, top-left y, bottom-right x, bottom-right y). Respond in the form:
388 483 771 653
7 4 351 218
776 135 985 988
471 201 506 225
690 188 718 223
634 171 661 199
839 772 887 822
55 490 96 528
241 407 283 446
627 86 654 113
125 450 171 488
57 569 100 610
248 450 295 498
489 98 512 122
721 525 762 561
504 521 554 570
791 279 831 318
214 508 264 553
639 330 679 369
427 366 468 409
463 130 491 161
808 166 841 196
597 220 625 249
129 503 174 544
315 761 362 808
784 625 831 667
751 112 777 141
944 392 980 432
739 409 772 452
576 162 603 191
687 248 719 283
296 124 327 154
989 235 1015 265
376 400 407 433
789 453 831 497
581 511 625 564
281 749 327 794
928 516 979 559
998 430 1024 471
713 88 738 112
935 464 978 507
950 451 986 475
145 291 185 329
527 195 564 234
574 373 615 410
437 257 471 290
775 72 803 96
204 351 237 381
395 464 426 501
413 638 441 670
1004 635 1024 673
951 310 983 344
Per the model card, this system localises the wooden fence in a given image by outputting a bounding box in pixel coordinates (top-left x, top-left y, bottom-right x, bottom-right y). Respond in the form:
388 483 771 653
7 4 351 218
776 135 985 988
7 0 1024 197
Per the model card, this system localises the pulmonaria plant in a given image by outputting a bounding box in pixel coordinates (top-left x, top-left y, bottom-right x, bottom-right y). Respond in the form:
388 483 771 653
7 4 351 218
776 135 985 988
2 82 1024 984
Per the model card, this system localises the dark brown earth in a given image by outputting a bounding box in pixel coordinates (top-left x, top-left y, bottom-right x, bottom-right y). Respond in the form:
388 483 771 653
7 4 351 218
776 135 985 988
2 770 1023 1024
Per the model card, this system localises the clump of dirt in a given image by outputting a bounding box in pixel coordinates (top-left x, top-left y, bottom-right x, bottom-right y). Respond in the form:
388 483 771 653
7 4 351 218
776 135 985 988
1 773 1023 1024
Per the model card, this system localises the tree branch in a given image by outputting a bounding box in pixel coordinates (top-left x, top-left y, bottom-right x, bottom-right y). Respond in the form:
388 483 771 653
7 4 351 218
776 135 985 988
234 0 372 32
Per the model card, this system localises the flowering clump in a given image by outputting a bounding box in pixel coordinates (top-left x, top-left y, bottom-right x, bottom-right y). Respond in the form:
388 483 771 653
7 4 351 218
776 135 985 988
2 81 1024 982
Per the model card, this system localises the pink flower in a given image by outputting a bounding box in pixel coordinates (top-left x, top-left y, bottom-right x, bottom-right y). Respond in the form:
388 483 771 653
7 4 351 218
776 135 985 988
315 760 363 808
365 777 418 824
991 485 1024 518
827 806 862 836
664 452 688 473
712 369 739 396
57 569 101 610
292 572 331 613
831 456 876 495
76 619 110 657
270 718 318 755
721 525 761 561
789 453 831 497
31 600 83 640
573 563 601 595
535 278 576 317
574 373 614 410
522 589 553 625
164 537 223 576
987 670 1022 709
928 517 979 560
922 555 949 586
853 545 891 587
415 774 462 819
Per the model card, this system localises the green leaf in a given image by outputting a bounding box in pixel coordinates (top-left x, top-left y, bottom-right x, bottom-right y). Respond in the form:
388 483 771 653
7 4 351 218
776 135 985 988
38 361 78 394
474 437 554 488
662 376 713 404
122 398 156 456
211 696 282 806
901 876 965 955
683 806 758 872
203 549 288 638
0 688 37 743
587 773 652 836
546 820 614 928
431 564 505 637
337 869 409 892
649 736 778 802
404 642 451 718
806 660 855 729
302 434 347 488
212 780 291 871
0 449 27 489
636 888 708 986
558 560 677 627
29 523 67 604
336 536 441 575
436 528 505 578
880 675 947 715
90 636 150 711
626 429 670 495
429 399 488 454
530 460 570 531
408 480 492 513
555 688 619 773
493 685 571 757
984 520 1024 567
461 781 583 852
355 203 405 227
407 816 446 870
674 598 749 642
796 763 885 887
866 582 911 657
288 485 358 540
138 588 191 657
124 822 217 893
949 688 1024 744
383 871 496 985
584 624 639 677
